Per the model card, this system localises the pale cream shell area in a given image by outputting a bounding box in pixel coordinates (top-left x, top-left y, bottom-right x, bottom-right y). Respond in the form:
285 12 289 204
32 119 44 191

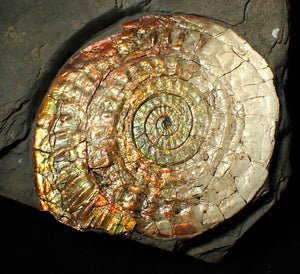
33 15 279 238
183 17 279 223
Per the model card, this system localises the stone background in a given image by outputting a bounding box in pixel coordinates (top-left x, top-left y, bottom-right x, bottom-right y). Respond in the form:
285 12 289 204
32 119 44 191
0 0 298 272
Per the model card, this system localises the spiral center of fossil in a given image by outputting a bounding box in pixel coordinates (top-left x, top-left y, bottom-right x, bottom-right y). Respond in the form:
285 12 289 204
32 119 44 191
161 115 172 130
156 111 177 136
127 87 207 166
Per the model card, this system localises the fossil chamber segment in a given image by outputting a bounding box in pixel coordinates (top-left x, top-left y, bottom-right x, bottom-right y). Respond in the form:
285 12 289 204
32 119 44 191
33 15 279 239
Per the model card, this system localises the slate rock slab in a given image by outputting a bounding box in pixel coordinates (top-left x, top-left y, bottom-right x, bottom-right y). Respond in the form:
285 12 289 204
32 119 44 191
0 0 291 263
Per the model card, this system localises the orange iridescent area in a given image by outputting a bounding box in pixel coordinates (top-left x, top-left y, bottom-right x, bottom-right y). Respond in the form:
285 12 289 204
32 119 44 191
33 15 278 239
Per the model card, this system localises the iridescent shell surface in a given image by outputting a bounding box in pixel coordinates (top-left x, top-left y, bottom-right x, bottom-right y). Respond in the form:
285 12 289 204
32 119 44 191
33 15 279 239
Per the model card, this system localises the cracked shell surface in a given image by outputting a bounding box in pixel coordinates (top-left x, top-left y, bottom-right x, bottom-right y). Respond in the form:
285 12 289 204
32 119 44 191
33 15 279 239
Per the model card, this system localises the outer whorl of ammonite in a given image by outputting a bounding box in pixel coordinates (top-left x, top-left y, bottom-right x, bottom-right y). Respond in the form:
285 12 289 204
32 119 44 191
33 15 279 239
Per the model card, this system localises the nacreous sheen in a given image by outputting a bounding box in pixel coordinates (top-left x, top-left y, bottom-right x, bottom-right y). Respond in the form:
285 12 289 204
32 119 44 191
134 93 195 164
33 15 279 239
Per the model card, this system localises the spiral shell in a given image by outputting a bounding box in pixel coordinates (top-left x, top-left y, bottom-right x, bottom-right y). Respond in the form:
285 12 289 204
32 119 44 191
33 15 279 239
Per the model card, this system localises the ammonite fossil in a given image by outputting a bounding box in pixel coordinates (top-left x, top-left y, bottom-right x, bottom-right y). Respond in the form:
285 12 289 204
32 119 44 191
33 15 279 239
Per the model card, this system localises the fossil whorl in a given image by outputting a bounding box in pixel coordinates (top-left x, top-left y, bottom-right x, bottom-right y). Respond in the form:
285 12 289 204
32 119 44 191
33 15 279 239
